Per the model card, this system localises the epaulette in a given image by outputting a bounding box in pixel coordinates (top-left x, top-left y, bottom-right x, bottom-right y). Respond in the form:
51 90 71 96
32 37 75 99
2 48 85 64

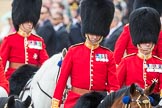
32 33 42 38
7 32 16 36
125 23 129 27
123 53 136 58
70 42 84 48
153 55 162 61
100 46 112 52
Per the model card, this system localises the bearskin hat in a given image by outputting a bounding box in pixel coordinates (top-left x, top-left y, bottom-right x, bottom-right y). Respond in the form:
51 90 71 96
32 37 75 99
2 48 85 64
80 0 114 37
129 7 161 46
133 0 162 15
12 0 42 31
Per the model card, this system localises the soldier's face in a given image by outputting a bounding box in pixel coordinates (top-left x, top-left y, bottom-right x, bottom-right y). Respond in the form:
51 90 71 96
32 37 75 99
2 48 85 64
86 34 102 45
19 22 33 33
137 42 154 55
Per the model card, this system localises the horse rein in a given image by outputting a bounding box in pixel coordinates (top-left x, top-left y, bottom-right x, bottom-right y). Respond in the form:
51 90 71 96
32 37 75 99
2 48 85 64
37 82 52 99
19 79 32 99
124 94 151 108
35 57 64 99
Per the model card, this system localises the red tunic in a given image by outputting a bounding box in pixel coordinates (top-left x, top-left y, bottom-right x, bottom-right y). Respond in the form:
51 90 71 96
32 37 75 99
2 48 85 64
156 32 162 58
53 43 120 107
0 58 9 93
114 24 162 65
0 32 49 79
117 53 162 92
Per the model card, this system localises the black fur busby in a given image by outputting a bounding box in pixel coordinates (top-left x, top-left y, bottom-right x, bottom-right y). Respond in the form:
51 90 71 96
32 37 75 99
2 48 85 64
80 0 114 37
133 0 162 15
9 64 39 96
129 7 161 46
12 0 42 31
74 92 105 108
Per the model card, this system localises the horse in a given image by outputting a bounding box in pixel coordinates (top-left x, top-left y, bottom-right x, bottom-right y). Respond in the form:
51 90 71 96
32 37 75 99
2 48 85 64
0 95 31 108
9 48 68 108
75 82 158 108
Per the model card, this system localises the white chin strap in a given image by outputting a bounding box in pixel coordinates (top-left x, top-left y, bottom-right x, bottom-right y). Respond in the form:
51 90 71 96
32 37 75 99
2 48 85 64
0 86 8 97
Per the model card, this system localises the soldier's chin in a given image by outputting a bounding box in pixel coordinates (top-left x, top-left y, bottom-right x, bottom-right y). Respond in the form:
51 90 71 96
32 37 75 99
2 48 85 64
142 48 152 52
90 41 98 45
141 49 152 55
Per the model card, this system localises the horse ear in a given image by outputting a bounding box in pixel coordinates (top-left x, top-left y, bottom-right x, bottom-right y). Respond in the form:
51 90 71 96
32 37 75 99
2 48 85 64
144 81 156 95
130 83 136 96
62 48 67 58
23 96 32 107
7 95 15 107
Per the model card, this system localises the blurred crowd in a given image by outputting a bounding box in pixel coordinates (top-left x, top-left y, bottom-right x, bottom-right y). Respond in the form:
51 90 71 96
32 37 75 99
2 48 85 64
0 0 133 56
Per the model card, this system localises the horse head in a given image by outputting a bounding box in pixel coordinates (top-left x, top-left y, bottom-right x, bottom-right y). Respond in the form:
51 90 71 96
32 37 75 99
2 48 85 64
0 95 31 108
96 82 156 108
120 82 156 108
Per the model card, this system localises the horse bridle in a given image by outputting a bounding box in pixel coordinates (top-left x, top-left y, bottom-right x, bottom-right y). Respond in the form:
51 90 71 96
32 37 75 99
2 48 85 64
124 94 151 108
19 79 43 108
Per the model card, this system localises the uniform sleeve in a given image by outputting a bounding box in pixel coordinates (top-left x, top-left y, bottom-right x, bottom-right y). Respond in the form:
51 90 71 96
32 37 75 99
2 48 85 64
0 59 9 94
38 39 49 65
156 31 162 59
106 52 120 91
53 48 73 104
114 25 129 65
0 37 10 68
116 58 127 88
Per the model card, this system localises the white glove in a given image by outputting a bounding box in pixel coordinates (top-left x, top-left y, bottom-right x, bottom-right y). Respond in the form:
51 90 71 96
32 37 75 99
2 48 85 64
0 86 8 97
158 98 162 106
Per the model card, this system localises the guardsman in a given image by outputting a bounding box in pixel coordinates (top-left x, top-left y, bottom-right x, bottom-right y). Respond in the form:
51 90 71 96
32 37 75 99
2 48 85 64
114 0 162 65
0 57 9 97
117 7 162 106
51 0 120 107
0 0 49 80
